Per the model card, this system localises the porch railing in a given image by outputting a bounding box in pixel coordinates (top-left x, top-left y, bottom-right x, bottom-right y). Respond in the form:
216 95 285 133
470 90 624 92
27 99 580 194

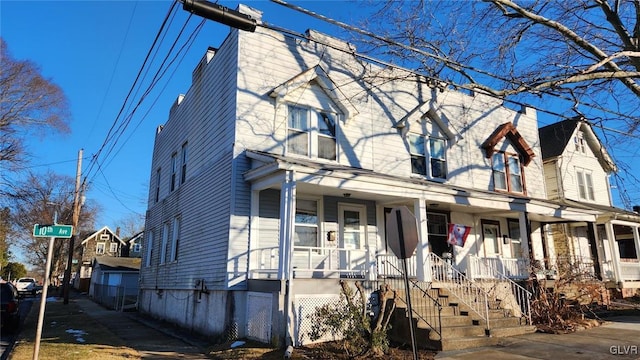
428 253 491 331
491 272 532 325
375 256 441 340
248 246 369 279
620 260 640 281
376 254 417 278
468 255 529 280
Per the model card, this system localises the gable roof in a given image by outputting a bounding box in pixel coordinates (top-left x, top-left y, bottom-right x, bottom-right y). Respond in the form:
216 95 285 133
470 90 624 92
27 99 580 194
93 257 141 272
539 118 617 172
128 231 144 244
269 65 359 122
396 101 462 142
482 122 535 166
81 226 127 246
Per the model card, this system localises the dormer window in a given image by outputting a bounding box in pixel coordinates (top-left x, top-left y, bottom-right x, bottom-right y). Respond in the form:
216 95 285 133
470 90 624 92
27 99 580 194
492 152 523 193
574 131 586 154
408 133 447 179
287 105 337 161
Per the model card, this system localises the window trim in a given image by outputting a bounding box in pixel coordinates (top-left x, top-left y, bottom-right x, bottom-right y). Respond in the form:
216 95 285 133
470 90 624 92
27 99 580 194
132 243 141 253
109 243 118 253
96 242 105 255
574 131 586 154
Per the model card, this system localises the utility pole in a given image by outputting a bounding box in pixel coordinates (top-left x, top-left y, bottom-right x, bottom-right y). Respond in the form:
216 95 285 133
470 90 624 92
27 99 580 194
63 149 83 304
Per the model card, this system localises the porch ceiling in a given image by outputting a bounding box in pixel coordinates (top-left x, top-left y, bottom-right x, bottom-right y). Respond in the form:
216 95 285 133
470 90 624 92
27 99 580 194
244 150 599 222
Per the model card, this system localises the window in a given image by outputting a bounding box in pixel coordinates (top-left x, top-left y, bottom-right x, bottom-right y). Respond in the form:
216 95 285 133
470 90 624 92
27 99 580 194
145 231 154 267
574 131 586 154
96 242 105 255
287 105 337 160
576 169 595 201
109 243 118 253
170 152 177 191
132 243 141 253
492 152 523 193
409 134 447 179
155 168 161 203
507 219 523 258
294 199 318 248
100 234 110 241
180 142 188 184
160 223 169 264
170 217 180 261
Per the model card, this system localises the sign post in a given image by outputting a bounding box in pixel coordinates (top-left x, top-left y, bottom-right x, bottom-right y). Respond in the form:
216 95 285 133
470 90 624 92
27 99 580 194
385 206 419 360
32 221 73 359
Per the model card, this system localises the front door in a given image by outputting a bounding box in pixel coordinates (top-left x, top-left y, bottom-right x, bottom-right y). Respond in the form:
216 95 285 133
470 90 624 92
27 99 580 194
339 204 366 275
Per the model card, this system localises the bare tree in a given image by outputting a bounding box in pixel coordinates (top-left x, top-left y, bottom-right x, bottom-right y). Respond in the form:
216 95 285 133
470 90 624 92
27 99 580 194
0 38 70 172
116 212 145 240
4 171 97 281
339 0 639 206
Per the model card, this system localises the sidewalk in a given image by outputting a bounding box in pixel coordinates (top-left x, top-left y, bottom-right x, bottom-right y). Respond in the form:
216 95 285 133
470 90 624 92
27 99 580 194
73 296 212 359
435 314 640 359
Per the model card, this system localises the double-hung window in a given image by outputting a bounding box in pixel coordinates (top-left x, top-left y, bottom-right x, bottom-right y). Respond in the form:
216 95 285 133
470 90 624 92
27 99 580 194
408 133 447 179
170 153 177 192
155 168 161 203
287 105 337 160
96 242 105 255
576 168 595 201
294 199 319 248
170 217 180 262
109 243 118 253
145 231 154 267
160 223 169 264
492 151 523 193
180 142 188 184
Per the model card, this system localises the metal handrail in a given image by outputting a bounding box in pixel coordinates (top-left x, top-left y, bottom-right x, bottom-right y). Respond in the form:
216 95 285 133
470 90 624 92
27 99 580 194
428 252 491 331
492 272 532 325
377 257 442 340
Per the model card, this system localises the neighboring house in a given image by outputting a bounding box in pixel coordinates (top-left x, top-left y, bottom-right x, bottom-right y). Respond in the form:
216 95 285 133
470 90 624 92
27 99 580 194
540 118 640 298
89 257 141 311
140 5 601 350
127 231 144 258
76 226 128 292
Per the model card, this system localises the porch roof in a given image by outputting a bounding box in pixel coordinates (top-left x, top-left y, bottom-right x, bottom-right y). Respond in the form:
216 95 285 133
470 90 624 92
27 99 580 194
243 150 599 223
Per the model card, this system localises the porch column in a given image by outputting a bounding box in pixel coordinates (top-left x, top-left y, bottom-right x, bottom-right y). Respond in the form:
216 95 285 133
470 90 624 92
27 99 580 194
278 170 296 280
633 225 640 263
605 222 622 285
414 199 429 282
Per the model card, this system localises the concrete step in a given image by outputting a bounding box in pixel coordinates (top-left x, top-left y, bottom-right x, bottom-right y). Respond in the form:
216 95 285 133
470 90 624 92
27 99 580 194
440 324 486 338
440 335 501 351
489 324 537 337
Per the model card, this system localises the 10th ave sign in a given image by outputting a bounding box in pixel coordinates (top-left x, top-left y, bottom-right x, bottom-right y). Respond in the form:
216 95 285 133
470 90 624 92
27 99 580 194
33 224 73 238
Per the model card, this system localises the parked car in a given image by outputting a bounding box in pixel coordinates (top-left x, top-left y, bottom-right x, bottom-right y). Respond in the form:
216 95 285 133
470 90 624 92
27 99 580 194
1 281 21 333
15 277 37 296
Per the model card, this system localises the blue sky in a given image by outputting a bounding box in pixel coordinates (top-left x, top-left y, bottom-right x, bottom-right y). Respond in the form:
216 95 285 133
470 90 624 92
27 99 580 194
1 0 354 232
1 0 639 236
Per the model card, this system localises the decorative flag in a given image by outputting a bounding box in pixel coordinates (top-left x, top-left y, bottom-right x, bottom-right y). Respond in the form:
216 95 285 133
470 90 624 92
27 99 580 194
447 223 471 247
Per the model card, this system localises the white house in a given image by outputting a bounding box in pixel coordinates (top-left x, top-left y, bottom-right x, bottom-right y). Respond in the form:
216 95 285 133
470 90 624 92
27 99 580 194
540 118 640 298
139 4 602 350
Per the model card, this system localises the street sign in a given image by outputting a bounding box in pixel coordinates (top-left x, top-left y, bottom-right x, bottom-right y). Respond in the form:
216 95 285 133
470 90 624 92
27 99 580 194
385 206 419 259
33 224 74 238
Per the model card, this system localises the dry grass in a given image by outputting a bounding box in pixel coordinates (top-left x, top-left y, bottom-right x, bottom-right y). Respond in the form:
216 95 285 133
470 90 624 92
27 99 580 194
9 298 141 360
